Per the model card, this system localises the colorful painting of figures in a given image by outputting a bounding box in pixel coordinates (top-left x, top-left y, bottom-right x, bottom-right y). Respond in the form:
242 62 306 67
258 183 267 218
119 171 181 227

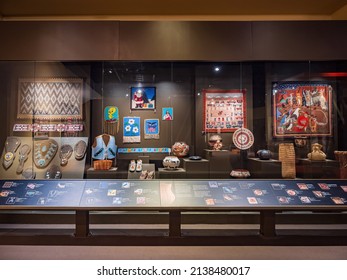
162 107 173 121
203 89 247 133
131 87 156 110
273 82 332 137
144 119 160 139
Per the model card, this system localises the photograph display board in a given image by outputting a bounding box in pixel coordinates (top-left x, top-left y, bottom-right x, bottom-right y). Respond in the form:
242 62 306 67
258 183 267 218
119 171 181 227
203 89 246 132
273 82 332 137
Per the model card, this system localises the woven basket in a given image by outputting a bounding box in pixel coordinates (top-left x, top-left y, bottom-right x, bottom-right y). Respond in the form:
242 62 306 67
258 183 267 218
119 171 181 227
93 160 113 170
279 143 296 179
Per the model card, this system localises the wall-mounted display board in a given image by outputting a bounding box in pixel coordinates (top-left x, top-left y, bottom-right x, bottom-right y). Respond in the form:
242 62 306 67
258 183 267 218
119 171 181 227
0 179 346 208
203 89 247 133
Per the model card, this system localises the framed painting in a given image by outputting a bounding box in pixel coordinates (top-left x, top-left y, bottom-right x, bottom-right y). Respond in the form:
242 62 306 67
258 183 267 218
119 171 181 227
162 107 173 121
273 82 332 137
203 89 247 133
130 87 156 110
144 119 160 139
17 78 83 120
123 116 141 143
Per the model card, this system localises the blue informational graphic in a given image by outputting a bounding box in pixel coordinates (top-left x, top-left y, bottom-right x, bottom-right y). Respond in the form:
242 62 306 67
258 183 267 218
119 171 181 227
80 180 161 207
0 180 86 206
159 180 347 207
0 180 346 208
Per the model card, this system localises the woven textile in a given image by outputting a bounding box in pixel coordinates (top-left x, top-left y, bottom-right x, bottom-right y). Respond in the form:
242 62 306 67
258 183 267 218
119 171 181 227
17 78 83 120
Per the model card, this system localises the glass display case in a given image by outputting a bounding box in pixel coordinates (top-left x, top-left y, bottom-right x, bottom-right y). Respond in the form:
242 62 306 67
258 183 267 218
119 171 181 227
0 60 346 181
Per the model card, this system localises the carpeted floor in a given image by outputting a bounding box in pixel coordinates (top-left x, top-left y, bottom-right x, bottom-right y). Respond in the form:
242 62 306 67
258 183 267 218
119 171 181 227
1 245 347 260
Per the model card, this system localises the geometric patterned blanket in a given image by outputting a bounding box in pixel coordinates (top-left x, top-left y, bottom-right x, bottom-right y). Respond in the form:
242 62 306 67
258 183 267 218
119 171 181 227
17 78 83 120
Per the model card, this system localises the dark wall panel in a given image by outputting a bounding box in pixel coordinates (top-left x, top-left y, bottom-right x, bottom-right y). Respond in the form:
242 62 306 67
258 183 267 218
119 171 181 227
0 22 119 61
252 21 347 60
1 21 347 61
119 22 253 61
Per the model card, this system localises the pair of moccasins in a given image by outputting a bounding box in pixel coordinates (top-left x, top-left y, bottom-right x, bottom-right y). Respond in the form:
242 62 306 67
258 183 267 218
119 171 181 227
129 159 143 172
139 170 155 180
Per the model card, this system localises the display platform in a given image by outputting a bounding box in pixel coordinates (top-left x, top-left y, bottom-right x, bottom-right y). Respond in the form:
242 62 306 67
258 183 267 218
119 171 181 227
1 179 347 246
297 158 339 179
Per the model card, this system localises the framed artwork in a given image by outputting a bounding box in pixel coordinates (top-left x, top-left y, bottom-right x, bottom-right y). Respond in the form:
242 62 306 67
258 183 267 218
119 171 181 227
273 82 332 137
162 107 173 121
123 117 141 143
203 89 247 132
130 87 156 110
144 119 160 139
17 78 83 120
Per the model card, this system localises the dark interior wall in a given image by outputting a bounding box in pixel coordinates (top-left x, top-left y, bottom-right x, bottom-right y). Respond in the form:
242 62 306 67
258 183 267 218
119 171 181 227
0 22 119 61
90 63 194 157
1 21 347 61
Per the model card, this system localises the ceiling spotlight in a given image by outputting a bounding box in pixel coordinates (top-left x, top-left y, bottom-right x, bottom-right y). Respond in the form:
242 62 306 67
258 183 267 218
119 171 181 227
214 67 220 72
197 92 201 96
108 69 112 74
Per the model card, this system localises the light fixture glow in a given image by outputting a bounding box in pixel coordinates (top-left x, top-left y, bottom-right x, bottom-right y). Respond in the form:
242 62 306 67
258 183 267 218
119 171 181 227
214 67 220 72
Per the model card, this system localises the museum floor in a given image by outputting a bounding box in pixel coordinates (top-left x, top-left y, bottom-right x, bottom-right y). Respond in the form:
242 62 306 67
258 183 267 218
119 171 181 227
1 245 347 260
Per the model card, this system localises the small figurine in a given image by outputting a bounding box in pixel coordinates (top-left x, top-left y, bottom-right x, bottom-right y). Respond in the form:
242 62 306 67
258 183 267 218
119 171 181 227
213 140 223 151
208 134 222 150
307 143 326 161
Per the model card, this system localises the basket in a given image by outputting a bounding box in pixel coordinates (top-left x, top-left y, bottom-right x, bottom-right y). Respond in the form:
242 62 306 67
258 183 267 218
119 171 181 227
93 160 113 170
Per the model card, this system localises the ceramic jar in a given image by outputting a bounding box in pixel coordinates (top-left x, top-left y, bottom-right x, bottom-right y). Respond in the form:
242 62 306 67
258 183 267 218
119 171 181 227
172 142 189 157
163 156 180 169
257 149 272 160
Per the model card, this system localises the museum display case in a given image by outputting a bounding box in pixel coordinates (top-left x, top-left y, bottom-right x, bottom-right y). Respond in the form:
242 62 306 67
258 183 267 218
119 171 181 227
1 37 347 245
0 60 346 182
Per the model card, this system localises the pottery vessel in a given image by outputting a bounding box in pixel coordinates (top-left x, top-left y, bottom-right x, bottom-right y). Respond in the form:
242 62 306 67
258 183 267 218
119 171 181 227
163 156 180 169
257 149 272 160
172 142 189 157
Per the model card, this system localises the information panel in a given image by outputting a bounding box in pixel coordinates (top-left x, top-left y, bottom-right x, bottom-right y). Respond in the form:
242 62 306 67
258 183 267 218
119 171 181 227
80 180 161 207
160 180 347 207
0 179 346 208
0 180 86 206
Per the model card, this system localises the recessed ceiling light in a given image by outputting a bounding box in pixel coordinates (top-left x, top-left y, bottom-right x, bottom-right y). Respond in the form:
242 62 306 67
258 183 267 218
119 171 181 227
214 67 220 72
